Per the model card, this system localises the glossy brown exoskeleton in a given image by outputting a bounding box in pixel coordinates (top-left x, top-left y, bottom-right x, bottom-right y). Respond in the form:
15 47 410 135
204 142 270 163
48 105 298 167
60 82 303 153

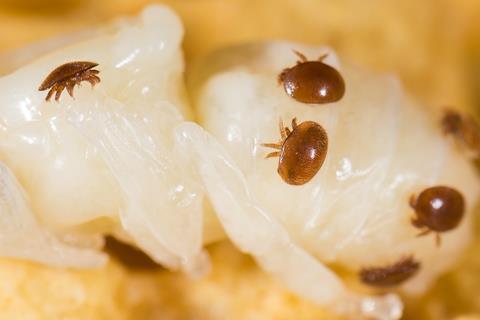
359 256 420 288
39 61 100 102
278 51 345 104
410 185 465 246
262 118 328 185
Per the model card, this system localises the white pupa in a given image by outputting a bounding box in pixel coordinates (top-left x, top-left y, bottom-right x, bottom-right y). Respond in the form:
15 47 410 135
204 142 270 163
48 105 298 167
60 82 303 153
183 42 480 319
0 5 208 275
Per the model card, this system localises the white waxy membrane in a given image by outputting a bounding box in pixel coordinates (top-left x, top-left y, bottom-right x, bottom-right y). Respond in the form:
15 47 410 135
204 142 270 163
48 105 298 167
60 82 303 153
0 5 208 274
186 42 480 319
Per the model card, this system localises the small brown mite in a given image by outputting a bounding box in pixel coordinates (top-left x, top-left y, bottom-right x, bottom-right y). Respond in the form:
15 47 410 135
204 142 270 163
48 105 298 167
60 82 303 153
39 61 100 102
442 109 480 155
278 50 345 104
410 185 465 246
262 118 328 185
359 256 420 288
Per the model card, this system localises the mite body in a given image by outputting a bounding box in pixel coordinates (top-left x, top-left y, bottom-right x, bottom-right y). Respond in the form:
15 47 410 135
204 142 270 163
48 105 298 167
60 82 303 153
39 61 100 102
278 51 345 104
360 256 421 288
262 118 328 185
410 186 465 245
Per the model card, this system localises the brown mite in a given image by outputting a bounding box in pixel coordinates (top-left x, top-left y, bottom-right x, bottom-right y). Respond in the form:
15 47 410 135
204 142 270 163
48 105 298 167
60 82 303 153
262 118 328 185
410 185 465 246
278 50 345 104
38 61 101 102
442 109 480 155
359 256 420 288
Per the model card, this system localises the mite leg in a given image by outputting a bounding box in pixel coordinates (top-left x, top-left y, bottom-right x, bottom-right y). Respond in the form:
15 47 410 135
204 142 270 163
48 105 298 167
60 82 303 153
54 84 65 102
435 233 442 247
45 87 55 101
291 117 298 129
80 70 101 88
416 229 431 237
262 143 282 149
81 72 101 87
91 75 101 84
442 109 480 155
279 118 288 140
408 194 417 208
318 53 329 62
66 80 76 98
278 69 289 85
265 151 281 159
293 50 308 63
411 217 424 229
86 76 98 88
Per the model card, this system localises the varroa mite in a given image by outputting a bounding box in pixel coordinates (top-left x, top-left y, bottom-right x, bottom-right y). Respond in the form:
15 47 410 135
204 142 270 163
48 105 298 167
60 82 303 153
410 185 465 246
278 51 345 104
262 118 328 185
442 109 480 156
39 61 100 102
359 256 420 288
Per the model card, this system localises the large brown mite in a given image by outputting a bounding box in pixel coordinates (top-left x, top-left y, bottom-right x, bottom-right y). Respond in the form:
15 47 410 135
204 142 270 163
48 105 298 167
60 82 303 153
262 118 328 185
278 51 345 104
442 109 480 156
359 256 420 288
39 61 100 102
410 185 465 246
